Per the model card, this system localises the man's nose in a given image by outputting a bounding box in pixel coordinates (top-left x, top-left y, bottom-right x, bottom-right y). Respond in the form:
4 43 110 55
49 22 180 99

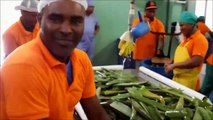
60 21 72 34
151 12 155 16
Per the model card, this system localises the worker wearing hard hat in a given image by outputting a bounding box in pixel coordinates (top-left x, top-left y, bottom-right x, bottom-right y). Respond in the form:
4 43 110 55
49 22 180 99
165 11 208 91
132 0 165 61
2 0 39 58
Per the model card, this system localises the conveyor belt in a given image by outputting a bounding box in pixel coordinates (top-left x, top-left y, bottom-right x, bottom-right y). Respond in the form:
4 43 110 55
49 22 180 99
93 65 206 100
75 65 207 120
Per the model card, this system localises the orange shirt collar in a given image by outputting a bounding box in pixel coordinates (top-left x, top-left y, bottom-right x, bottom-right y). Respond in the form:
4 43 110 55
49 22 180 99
36 33 65 68
150 17 157 23
183 30 201 43
17 20 39 34
17 20 28 34
189 30 201 39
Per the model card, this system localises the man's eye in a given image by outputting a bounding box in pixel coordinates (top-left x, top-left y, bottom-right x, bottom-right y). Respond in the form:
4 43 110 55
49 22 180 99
48 15 63 23
70 18 84 25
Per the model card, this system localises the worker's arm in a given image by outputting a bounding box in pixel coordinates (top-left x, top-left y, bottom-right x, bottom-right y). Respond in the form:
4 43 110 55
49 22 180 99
2 33 18 58
93 15 100 36
165 55 204 73
79 53 110 120
80 96 111 120
158 38 165 50
77 34 90 52
157 37 165 56
94 24 100 36
157 20 166 56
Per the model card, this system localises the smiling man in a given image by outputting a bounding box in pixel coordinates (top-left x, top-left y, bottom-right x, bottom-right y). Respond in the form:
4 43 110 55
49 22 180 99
165 11 208 91
0 0 110 120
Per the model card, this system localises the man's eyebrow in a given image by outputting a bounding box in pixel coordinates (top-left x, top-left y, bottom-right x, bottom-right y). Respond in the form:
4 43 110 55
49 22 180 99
48 13 63 18
48 13 84 20
71 15 84 19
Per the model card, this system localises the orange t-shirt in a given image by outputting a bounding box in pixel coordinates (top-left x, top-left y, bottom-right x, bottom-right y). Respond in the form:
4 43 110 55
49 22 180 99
207 42 213 65
207 54 213 65
132 17 165 60
197 21 211 35
2 20 39 57
0 35 96 119
180 30 208 72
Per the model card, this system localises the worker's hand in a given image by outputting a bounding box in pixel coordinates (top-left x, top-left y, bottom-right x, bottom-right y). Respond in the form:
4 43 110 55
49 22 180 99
118 31 135 57
118 40 125 49
164 59 173 66
156 49 165 57
119 40 135 57
164 64 175 73
143 17 150 23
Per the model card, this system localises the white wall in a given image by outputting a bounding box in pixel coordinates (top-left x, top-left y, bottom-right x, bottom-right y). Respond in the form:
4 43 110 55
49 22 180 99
205 0 212 31
195 0 213 31
0 0 21 64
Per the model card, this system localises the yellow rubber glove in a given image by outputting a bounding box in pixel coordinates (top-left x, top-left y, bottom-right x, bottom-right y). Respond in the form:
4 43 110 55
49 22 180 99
119 43 126 56
118 31 135 57
118 40 125 49
125 41 135 56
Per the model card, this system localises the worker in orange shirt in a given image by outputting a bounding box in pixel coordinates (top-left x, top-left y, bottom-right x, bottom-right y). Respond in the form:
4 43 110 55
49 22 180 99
2 0 39 58
200 33 213 97
0 0 110 120
165 11 208 91
132 0 165 61
197 16 211 35
197 16 213 61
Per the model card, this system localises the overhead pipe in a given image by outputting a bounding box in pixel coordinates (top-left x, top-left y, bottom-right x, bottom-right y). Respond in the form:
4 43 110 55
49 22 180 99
165 0 170 33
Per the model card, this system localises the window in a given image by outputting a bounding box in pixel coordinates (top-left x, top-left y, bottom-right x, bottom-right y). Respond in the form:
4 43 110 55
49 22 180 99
195 0 213 31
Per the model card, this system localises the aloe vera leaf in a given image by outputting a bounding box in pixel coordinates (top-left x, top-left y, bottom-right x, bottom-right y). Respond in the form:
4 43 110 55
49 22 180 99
113 82 146 87
103 90 126 95
128 87 172 111
193 107 202 120
130 105 137 120
140 86 165 104
130 99 151 120
111 93 130 100
147 106 162 120
175 97 184 110
165 110 187 118
110 101 132 117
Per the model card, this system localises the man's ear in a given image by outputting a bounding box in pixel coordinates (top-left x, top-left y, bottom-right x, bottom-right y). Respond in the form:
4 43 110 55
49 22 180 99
37 13 42 27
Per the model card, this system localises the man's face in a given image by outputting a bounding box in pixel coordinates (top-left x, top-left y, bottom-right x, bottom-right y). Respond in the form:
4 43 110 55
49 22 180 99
145 9 156 21
38 0 85 61
86 6 94 15
179 23 195 37
21 10 38 25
